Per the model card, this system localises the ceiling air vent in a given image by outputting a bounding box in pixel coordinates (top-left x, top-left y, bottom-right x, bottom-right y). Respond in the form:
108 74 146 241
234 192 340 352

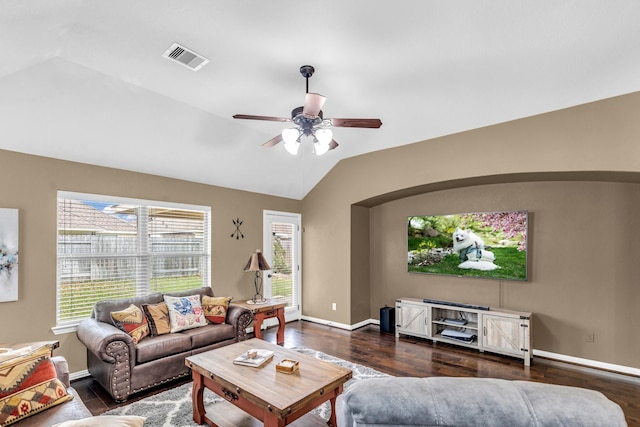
162 43 209 71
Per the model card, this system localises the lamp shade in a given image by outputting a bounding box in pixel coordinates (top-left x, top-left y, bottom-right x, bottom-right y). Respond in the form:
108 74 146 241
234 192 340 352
243 249 271 272
313 128 332 156
284 139 300 155
282 128 301 155
314 128 333 145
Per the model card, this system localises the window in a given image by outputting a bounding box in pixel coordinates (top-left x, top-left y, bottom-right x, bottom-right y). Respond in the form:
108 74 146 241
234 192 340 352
55 192 211 332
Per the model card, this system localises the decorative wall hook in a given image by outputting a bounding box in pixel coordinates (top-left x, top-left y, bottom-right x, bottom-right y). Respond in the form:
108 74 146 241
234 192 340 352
231 218 244 239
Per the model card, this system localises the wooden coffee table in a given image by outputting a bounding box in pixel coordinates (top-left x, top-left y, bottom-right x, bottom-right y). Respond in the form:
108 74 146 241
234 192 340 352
185 339 352 427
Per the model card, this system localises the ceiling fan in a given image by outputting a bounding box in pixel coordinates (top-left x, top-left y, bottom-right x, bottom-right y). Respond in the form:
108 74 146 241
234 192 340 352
233 65 382 156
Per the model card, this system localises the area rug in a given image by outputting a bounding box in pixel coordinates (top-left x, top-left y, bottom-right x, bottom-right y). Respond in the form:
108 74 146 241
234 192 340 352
102 347 389 426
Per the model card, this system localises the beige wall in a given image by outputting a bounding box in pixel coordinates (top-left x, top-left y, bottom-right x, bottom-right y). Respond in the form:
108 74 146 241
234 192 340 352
3 90 640 374
0 150 300 373
370 181 640 368
302 91 640 369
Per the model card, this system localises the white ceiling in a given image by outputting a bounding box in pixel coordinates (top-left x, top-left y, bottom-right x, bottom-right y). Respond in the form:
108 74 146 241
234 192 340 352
2 1 640 199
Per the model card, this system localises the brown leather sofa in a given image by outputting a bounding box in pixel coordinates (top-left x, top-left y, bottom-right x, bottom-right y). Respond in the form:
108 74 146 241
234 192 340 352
16 356 92 427
76 287 252 402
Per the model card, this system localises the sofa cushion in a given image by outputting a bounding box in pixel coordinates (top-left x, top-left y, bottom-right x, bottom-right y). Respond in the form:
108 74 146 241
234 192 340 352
163 295 207 333
93 293 164 324
135 333 192 364
163 286 213 299
142 302 171 336
202 296 233 324
110 304 150 344
337 377 627 427
180 323 236 348
0 344 73 426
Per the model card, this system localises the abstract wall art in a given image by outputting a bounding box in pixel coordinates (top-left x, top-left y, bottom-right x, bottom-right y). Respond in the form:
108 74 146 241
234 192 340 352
0 208 19 302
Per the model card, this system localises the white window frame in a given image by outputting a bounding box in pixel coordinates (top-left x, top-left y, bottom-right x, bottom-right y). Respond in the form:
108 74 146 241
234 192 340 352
53 191 211 334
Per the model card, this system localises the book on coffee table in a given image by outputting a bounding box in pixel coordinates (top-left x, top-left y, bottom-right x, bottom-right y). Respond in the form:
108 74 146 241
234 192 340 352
233 349 274 367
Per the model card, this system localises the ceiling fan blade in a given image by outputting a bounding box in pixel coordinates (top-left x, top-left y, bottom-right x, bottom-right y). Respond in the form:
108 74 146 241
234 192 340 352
302 93 326 118
233 114 291 123
328 139 339 150
262 134 283 148
330 118 382 128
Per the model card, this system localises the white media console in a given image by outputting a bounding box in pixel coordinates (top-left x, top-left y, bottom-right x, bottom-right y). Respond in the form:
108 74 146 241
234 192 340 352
395 297 533 366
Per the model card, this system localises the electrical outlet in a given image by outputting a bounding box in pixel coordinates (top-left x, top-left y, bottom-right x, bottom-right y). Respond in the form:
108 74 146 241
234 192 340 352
332 302 337 311
585 333 595 343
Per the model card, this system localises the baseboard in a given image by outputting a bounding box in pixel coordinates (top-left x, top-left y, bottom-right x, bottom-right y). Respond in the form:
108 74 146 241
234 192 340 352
70 369 90 381
302 317 640 377
533 349 640 377
300 315 375 331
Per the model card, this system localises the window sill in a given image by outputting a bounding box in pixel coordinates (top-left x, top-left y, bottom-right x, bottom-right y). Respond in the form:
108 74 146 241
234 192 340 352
51 323 79 335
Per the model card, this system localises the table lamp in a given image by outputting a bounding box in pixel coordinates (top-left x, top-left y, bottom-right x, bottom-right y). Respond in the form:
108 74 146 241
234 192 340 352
244 249 271 304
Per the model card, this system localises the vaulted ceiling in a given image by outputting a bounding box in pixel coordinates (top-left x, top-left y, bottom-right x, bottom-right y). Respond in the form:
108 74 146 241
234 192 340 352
2 1 640 199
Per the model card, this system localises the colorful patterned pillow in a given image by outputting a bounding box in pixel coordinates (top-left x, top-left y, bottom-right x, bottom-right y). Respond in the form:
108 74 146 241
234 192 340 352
0 344 73 426
142 302 171 336
163 295 207 332
202 296 233 324
110 304 150 344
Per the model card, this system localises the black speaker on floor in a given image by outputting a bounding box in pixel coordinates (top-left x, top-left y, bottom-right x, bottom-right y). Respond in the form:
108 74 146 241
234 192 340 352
380 305 395 333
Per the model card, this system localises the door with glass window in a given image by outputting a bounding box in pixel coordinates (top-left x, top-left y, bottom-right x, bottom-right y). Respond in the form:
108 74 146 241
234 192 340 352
263 211 301 322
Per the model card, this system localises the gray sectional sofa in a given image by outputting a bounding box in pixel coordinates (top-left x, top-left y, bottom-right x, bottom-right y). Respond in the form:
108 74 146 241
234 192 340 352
337 377 627 426
76 287 252 402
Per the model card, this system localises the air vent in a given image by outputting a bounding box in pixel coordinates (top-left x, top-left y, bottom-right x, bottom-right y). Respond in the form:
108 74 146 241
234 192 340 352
162 43 209 71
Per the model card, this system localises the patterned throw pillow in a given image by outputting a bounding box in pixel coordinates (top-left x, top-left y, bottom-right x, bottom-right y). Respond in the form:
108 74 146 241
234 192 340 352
163 295 207 333
142 302 171 336
110 304 150 344
0 344 73 426
202 296 233 324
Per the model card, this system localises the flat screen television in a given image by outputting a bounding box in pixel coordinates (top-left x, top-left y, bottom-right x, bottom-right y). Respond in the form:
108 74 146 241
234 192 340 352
407 210 528 281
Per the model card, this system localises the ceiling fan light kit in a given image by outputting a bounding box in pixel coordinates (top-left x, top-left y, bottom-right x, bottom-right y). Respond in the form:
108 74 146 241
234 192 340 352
233 65 382 156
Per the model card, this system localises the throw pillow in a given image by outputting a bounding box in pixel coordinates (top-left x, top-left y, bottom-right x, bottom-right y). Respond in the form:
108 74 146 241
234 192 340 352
110 304 150 344
142 302 171 336
163 294 207 333
52 415 146 427
0 344 73 426
202 296 233 324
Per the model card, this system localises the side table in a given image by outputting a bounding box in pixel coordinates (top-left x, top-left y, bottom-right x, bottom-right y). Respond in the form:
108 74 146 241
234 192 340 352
234 299 286 345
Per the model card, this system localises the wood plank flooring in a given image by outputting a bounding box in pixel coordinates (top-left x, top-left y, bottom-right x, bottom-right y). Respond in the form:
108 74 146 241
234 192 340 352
73 320 640 426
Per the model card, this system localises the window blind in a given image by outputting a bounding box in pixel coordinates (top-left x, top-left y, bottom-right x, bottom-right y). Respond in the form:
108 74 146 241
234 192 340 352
56 193 211 327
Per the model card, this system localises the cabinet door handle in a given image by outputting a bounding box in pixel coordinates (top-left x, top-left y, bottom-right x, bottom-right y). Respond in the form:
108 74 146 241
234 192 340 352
483 326 487 336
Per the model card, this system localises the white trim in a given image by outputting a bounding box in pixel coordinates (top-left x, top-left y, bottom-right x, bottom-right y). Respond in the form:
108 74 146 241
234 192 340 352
263 210 301 219
263 210 302 322
51 323 78 335
70 369 90 382
301 315 372 331
533 349 640 377
302 317 640 377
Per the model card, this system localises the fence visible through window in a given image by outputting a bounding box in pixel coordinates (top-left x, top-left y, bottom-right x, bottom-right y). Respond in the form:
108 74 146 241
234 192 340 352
271 223 295 309
56 194 210 326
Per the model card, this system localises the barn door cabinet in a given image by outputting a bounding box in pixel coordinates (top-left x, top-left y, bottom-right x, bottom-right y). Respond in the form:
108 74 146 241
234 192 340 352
395 299 429 338
395 297 532 366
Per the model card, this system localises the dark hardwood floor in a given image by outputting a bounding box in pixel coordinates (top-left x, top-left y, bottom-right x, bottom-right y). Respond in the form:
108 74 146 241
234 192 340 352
73 320 640 426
